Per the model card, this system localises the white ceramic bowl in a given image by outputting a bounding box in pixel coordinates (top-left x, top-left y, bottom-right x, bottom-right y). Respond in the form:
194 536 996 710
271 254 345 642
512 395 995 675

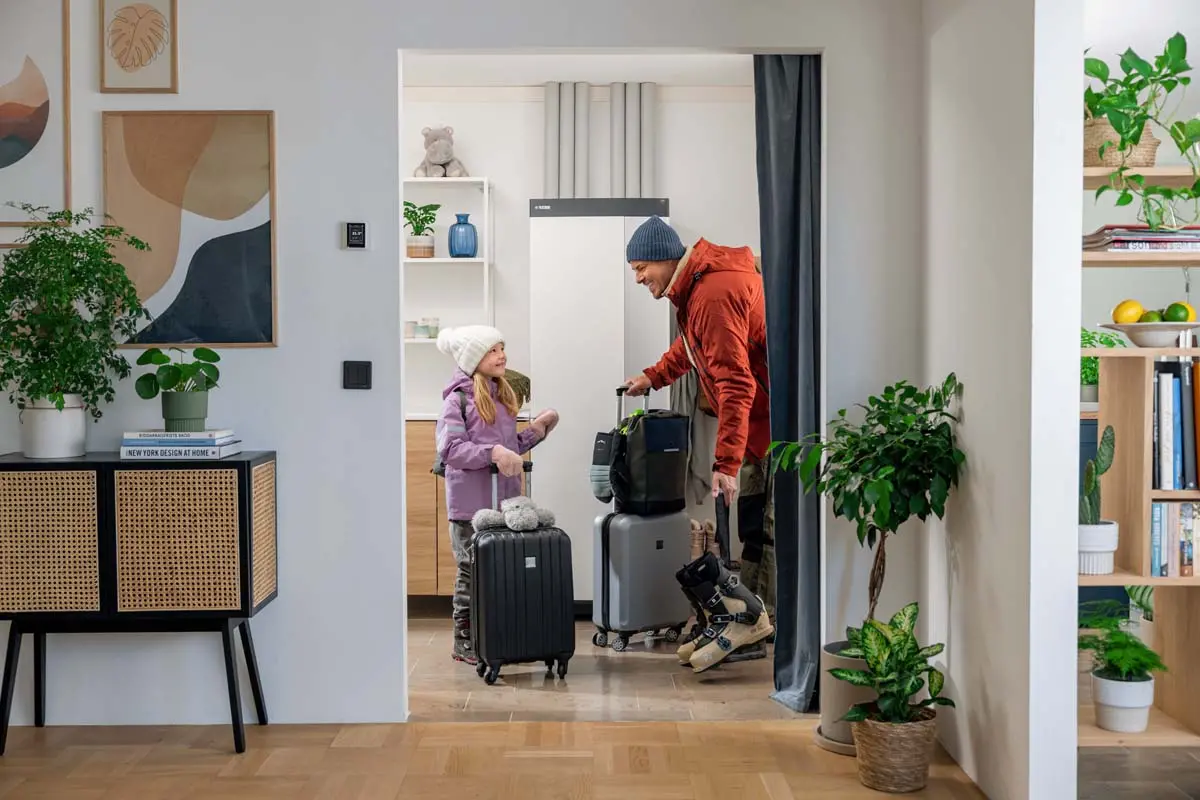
1101 321 1200 348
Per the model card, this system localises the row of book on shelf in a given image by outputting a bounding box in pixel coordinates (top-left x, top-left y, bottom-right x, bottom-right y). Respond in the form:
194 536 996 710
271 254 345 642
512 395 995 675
1084 223 1200 252
119 429 242 460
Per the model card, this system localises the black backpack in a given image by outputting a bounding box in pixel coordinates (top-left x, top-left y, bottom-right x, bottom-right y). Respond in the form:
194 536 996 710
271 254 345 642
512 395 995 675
592 393 690 515
431 391 467 477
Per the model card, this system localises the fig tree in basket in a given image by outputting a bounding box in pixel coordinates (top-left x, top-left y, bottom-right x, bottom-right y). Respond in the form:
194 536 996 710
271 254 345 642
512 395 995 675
831 602 954 794
0 204 150 458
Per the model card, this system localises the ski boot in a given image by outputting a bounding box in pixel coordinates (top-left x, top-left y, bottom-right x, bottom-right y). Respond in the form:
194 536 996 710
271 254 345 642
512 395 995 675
674 577 766 666
677 552 773 673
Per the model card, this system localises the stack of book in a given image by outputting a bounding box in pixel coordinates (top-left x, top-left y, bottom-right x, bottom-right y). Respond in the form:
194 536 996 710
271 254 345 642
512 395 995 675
1151 358 1200 576
1084 223 1200 252
120 430 242 460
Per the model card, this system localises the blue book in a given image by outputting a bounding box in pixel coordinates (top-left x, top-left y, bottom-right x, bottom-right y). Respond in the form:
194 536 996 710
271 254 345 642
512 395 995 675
1152 502 1163 577
1175 376 1184 490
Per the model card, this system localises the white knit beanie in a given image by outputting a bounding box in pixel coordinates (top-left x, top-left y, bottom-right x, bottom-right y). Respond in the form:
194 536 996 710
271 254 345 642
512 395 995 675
437 325 504 375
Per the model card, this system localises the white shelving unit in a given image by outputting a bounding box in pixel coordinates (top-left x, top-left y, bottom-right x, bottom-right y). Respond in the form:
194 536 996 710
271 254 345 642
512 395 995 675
401 177 494 417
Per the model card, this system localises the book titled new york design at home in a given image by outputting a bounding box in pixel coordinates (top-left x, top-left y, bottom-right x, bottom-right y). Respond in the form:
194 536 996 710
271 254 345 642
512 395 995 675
119 441 243 460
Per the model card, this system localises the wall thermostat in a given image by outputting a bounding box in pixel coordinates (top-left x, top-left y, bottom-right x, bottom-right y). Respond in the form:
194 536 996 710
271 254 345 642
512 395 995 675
344 222 367 249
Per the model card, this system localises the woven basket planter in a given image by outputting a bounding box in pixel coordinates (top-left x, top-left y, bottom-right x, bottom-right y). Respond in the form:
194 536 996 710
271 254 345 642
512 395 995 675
1084 117 1160 168
851 708 938 793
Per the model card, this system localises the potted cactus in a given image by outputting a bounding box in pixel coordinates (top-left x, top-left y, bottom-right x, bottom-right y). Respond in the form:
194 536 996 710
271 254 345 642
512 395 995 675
1079 424 1118 575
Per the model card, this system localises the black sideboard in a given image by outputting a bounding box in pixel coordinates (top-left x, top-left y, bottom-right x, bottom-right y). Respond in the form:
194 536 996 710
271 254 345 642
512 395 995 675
0 451 278 754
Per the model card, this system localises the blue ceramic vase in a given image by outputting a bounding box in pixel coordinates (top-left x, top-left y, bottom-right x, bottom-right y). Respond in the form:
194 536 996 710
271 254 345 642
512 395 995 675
448 213 478 258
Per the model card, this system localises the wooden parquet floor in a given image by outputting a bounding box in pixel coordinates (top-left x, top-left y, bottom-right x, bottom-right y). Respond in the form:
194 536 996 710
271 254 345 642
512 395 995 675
0 720 983 799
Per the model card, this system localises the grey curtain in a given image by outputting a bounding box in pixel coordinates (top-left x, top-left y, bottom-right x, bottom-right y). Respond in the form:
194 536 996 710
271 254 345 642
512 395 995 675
753 54 822 713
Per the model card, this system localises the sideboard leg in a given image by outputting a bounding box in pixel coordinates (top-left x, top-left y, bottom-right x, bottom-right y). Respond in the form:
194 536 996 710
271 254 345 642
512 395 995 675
221 621 246 754
33 632 45 728
0 624 23 755
238 620 268 725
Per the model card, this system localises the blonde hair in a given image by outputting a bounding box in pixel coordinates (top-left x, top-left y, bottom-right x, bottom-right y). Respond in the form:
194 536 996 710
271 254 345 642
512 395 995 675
473 372 520 425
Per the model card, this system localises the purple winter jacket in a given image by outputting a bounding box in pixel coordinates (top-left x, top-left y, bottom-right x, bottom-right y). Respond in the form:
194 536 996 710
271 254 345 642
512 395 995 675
437 369 542 522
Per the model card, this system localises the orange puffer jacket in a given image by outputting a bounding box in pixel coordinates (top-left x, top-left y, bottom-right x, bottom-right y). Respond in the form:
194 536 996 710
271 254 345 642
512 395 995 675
643 239 771 476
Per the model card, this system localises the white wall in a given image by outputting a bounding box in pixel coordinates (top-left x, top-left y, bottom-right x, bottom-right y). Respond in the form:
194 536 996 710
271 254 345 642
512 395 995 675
1081 2 1199 330
0 0 407 725
921 0 1081 798
400 76 761 417
0 0 929 728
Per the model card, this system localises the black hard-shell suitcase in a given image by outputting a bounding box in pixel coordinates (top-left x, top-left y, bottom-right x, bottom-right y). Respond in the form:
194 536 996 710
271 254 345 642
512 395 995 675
470 461 575 685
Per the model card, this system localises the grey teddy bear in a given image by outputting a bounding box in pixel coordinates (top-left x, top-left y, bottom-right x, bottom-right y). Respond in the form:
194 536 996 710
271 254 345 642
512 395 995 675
472 495 555 534
413 126 469 178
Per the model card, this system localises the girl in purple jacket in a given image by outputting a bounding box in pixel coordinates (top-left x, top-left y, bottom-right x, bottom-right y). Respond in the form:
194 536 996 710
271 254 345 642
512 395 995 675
435 325 559 664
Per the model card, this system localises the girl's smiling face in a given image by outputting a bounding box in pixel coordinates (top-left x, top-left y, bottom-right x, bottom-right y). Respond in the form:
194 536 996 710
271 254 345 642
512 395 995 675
477 342 507 378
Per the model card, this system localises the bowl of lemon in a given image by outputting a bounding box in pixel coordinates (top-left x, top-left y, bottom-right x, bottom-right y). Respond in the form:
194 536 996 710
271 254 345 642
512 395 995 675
1102 299 1200 348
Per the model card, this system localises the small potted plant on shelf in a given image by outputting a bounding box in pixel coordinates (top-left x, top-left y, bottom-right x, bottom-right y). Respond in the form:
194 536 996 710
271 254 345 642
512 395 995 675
1079 425 1118 575
770 373 966 755
1079 599 1167 733
1080 327 1126 403
134 347 221 432
0 204 150 458
1085 32 1200 229
404 201 440 258
831 602 954 794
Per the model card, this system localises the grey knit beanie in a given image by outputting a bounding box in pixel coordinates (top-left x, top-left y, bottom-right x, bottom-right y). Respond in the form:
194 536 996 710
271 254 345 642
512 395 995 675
626 216 686 263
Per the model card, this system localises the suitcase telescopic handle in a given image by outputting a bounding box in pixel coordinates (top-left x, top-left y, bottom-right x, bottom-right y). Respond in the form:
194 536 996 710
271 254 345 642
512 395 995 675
488 461 534 509
615 385 650 423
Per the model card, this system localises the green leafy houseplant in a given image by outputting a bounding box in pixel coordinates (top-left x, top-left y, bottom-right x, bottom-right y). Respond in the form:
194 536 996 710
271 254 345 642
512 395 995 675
1078 600 1166 682
770 374 966 620
0 204 149 420
134 347 221 398
134 347 221 433
1079 425 1114 526
403 201 440 237
1080 328 1126 388
1127 584 1154 624
831 602 954 723
1085 32 1200 229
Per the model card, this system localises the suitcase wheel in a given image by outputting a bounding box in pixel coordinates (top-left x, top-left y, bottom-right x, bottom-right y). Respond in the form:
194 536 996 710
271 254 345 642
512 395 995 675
665 626 683 643
557 659 569 679
484 666 500 685
475 662 486 678
611 636 629 653
592 631 609 648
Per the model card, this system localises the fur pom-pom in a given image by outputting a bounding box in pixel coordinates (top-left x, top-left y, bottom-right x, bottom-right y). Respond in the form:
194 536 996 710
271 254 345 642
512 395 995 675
472 508 506 533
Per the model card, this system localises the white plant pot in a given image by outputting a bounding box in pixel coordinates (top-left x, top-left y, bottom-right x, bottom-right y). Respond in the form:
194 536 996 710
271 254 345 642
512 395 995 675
1079 521 1119 575
1092 671 1155 733
19 395 86 459
1081 384 1099 403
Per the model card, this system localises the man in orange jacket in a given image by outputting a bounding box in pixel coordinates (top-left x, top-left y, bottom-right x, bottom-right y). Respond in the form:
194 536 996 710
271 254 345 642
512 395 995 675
622 216 775 625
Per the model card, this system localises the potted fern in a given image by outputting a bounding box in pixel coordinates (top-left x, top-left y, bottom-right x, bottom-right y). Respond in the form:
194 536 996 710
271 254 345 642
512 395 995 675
0 204 149 458
134 346 221 432
832 602 954 793
404 201 439 258
770 373 965 754
1079 600 1167 733
1079 425 1118 575
1080 328 1125 403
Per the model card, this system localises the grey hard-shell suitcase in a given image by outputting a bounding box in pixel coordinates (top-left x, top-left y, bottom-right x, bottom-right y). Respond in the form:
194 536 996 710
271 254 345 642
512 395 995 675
591 509 694 651
471 462 575 685
590 389 693 651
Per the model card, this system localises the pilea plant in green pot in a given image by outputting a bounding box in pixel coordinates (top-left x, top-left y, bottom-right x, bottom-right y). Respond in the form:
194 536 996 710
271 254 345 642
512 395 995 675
832 602 954 794
134 346 221 432
769 374 965 754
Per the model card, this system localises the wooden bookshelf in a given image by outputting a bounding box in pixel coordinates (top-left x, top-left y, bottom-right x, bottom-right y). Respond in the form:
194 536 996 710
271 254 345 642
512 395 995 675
1083 165 1198 190
1084 250 1200 267
1081 349 1200 746
1082 347 1199 358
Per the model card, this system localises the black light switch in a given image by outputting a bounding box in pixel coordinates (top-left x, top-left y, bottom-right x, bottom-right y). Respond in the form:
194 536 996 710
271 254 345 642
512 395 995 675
342 360 372 389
